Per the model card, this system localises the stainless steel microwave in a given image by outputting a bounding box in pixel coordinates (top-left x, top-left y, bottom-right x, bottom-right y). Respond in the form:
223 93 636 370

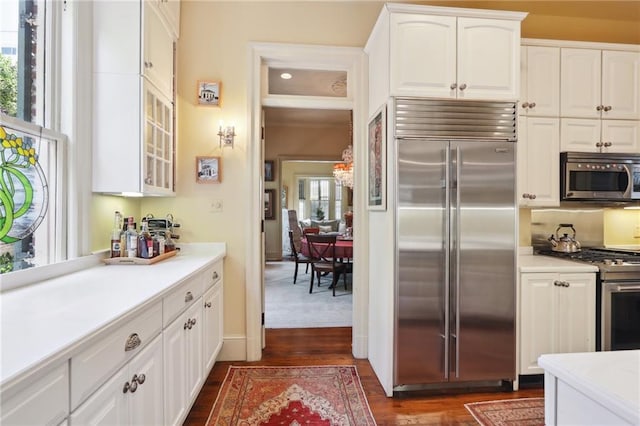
561 151 640 201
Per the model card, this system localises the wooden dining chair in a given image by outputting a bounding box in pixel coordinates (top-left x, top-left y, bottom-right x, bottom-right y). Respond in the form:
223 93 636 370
305 234 348 296
288 230 311 284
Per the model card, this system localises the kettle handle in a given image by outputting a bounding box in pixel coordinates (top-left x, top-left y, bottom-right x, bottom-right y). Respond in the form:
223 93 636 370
555 223 576 238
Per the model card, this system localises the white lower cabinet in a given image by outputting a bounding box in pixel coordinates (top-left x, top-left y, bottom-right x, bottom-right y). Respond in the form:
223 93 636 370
0 362 69 426
163 300 203 426
519 272 596 375
71 334 164 425
2 257 224 426
203 279 223 373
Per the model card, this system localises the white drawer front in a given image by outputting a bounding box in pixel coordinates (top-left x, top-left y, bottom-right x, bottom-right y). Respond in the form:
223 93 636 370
202 260 223 291
163 274 203 327
1 362 69 426
71 302 162 410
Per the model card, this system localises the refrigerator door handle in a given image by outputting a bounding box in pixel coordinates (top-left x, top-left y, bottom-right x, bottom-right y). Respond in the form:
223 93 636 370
444 146 451 379
452 145 461 379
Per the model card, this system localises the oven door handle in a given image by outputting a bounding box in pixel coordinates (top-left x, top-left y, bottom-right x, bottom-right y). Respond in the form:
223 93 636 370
614 285 640 292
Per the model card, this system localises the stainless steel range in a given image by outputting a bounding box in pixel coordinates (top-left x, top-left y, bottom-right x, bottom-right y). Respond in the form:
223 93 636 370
537 247 640 351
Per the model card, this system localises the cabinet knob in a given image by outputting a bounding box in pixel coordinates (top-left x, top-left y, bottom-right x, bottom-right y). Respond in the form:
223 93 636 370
603 105 612 112
212 271 219 280
521 102 529 108
185 291 194 303
123 382 130 393
604 142 612 147
530 194 536 200
596 142 603 148
205 301 212 308
191 318 197 327
132 373 146 385
450 83 457 90
596 105 603 111
459 83 467 91
124 333 142 352
529 102 536 108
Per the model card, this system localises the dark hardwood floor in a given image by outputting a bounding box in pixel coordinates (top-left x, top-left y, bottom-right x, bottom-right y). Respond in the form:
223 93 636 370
184 327 543 425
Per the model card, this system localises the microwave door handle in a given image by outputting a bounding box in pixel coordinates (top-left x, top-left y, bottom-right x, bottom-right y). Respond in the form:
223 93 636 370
614 285 640 292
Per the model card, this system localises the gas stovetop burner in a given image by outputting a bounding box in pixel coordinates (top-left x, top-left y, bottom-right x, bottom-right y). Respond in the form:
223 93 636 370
536 248 640 279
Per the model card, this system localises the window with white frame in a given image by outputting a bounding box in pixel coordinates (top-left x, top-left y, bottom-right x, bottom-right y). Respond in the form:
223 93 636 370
0 0 66 275
297 177 341 221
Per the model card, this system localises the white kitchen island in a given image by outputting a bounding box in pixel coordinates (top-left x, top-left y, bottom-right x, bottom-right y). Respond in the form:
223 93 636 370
539 350 640 425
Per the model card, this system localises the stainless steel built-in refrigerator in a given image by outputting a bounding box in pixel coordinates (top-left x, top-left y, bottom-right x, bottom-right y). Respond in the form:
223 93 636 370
394 98 517 391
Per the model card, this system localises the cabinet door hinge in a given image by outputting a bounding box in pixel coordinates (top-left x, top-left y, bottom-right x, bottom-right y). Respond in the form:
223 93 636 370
261 312 265 326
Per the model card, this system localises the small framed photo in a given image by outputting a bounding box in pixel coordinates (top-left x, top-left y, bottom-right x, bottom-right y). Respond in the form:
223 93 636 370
264 160 275 182
368 104 386 210
197 80 221 106
264 189 276 220
196 156 221 183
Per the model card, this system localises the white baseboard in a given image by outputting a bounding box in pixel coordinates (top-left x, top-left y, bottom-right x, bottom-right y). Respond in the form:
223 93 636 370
217 334 247 361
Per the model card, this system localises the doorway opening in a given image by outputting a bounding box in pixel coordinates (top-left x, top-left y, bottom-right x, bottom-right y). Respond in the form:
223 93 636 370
247 42 367 361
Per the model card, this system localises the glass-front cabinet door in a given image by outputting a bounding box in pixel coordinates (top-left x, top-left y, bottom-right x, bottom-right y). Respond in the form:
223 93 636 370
144 82 174 195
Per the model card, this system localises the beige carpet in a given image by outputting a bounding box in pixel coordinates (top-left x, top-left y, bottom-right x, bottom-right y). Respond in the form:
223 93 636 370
265 260 352 328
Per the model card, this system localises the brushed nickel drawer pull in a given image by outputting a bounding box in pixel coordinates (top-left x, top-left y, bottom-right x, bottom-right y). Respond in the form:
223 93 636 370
185 291 194 303
124 333 142 352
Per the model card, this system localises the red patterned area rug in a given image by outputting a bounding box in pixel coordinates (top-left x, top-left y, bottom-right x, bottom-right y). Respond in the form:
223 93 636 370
206 365 377 426
465 398 544 426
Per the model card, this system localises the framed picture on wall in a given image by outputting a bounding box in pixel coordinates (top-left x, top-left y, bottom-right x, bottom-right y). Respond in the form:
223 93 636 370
264 189 276 220
367 104 386 210
196 156 221 183
197 80 221 106
264 160 275 182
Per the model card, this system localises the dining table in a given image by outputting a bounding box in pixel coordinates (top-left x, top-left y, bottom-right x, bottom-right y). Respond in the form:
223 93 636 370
300 236 353 260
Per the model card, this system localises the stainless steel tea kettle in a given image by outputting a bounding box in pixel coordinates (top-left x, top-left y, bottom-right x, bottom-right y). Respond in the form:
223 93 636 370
548 223 582 253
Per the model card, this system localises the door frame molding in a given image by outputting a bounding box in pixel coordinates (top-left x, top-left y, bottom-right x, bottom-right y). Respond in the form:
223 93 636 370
246 42 369 361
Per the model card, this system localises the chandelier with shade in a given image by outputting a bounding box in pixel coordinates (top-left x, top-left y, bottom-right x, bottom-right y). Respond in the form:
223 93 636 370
333 144 353 189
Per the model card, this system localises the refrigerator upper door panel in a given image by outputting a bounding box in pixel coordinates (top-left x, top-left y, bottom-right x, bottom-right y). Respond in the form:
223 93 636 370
450 141 516 382
395 138 448 386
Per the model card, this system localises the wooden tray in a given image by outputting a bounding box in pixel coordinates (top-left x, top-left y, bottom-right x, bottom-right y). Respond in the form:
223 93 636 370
103 250 177 265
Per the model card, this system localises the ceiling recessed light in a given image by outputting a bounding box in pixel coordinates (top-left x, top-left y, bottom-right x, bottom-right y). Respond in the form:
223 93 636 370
280 72 292 80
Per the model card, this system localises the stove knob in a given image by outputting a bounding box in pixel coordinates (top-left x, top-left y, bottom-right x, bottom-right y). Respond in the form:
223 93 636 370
614 259 624 265
603 259 613 265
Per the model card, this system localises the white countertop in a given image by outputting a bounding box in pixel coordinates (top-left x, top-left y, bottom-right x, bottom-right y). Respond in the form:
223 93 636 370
519 247 599 273
0 243 226 388
539 350 640 424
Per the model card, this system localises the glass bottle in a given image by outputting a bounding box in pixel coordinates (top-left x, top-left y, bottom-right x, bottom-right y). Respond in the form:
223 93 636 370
138 219 154 258
125 216 138 258
110 211 123 258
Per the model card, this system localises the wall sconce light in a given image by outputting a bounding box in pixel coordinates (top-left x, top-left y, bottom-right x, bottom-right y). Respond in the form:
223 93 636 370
218 123 236 149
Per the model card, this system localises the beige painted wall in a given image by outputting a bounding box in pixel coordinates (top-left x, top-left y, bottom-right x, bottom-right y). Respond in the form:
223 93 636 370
604 209 640 246
87 1 640 358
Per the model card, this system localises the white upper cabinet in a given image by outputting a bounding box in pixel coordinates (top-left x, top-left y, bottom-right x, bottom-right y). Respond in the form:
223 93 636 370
561 48 602 118
366 4 526 110
92 0 176 196
456 17 521 100
520 46 560 116
390 14 456 99
602 50 640 120
157 0 181 38
518 116 560 207
144 1 175 99
561 48 640 120
561 118 639 153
